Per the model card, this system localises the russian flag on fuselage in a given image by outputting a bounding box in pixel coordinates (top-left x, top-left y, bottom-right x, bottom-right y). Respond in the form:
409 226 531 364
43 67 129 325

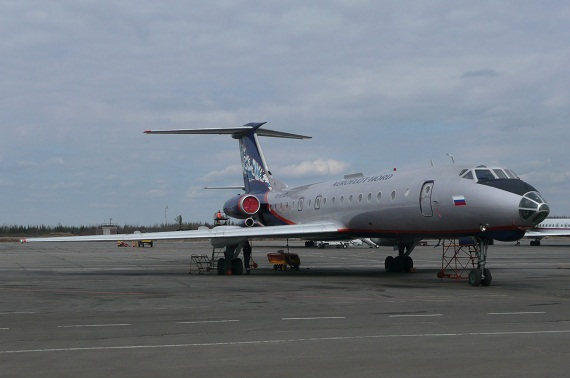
453 195 467 206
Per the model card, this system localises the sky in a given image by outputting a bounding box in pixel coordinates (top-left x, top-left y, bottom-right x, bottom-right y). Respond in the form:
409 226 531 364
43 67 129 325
1 0 569 226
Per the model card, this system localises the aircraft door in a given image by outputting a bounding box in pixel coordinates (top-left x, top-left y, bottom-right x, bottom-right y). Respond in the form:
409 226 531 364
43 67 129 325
420 181 434 217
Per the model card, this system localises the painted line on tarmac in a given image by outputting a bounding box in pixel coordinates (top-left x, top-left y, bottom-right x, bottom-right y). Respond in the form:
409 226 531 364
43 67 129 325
0 312 36 315
0 328 9 331
177 320 240 324
282 316 346 321
1 330 569 354
57 324 132 328
389 314 443 318
488 312 546 315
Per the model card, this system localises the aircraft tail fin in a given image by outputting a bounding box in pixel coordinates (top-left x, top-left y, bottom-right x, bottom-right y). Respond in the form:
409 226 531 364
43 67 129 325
145 122 311 193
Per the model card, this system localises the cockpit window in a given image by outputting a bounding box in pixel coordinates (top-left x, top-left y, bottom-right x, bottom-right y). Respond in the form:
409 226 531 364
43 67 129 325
526 192 544 203
505 169 519 179
462 171 474 180
493 169 508 179
475 169 495 182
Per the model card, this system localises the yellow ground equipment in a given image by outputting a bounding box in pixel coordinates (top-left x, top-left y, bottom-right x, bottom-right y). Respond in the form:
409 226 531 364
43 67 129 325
267 250 300 271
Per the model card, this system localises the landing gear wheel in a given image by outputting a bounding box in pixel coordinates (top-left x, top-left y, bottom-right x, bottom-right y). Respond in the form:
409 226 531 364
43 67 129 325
481 268 492 286
217 258 226 275
231 258 243 275
392 256 405 272
468 269 482 286
385 256 394 272
403 256 414 272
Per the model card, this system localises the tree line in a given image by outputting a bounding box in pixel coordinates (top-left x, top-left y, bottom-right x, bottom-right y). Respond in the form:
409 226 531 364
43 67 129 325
0 222 213 237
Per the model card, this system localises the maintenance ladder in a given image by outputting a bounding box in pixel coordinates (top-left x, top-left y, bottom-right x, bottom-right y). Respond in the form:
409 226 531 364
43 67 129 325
188 247 226 274
437 238 478 280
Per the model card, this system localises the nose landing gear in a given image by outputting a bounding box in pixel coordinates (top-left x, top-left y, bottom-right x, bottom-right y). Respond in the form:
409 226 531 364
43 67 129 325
468 238 492 287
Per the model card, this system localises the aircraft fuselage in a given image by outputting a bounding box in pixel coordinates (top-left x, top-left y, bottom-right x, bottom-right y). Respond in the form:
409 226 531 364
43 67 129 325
258 166 543 242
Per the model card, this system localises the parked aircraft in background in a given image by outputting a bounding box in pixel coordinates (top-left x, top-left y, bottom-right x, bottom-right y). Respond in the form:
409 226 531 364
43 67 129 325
21 123 550 286
524 217 570 245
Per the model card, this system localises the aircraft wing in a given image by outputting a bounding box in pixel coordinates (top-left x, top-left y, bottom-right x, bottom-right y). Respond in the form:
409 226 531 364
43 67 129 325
20 222 342 243
524 229 570 238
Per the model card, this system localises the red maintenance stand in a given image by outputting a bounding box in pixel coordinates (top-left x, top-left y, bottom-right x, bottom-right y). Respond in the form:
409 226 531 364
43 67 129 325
437 238 478 280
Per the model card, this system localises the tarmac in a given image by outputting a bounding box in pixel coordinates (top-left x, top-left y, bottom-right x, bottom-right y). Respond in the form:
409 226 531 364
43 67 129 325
0 239 569 378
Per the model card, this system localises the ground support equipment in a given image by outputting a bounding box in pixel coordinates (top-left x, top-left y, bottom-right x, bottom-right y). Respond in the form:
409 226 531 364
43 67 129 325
189 254 213 274
267 250 300 271
437 239 478 280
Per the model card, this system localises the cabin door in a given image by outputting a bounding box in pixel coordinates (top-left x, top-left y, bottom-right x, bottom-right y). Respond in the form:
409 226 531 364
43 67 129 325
420 181 434 217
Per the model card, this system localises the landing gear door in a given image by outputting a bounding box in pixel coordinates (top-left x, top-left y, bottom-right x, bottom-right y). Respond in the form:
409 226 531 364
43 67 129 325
420 181 434 217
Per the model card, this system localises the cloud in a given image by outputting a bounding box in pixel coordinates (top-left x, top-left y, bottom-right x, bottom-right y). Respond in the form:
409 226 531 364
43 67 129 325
202 164 242 181
1 1 570 224
277 159 350 178
460 69 498 79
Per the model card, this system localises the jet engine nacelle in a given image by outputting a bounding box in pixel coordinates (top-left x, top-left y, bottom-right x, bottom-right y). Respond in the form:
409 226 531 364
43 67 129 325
223 194 261 219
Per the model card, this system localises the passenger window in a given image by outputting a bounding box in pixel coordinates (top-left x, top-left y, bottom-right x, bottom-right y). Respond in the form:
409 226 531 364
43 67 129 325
358 194 363 203
367 193 372 202
391 190 396 200
298 198 304 211
314 196 321 210
377 192 382 201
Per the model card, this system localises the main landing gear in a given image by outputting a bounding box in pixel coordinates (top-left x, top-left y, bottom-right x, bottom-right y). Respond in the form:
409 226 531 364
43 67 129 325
216 244 244 275
530 239 541 246
385 242 415 273
468 238 492 287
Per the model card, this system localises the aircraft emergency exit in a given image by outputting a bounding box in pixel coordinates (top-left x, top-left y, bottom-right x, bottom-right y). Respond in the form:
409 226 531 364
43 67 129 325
22 122 550 286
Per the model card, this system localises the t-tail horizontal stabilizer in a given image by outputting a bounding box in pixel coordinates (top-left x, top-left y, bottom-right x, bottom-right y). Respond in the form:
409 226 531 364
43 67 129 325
145 122 310 194
144 122 311 140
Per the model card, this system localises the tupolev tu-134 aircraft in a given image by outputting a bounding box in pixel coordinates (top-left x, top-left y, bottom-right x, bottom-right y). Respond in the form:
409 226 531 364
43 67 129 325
22 122 550 286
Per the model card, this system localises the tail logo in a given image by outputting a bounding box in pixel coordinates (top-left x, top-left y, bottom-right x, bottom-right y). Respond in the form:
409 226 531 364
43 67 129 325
240 142 271 189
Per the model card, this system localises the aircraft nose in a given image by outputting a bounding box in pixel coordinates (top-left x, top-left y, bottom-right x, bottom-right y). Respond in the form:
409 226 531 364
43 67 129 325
518 191 550 225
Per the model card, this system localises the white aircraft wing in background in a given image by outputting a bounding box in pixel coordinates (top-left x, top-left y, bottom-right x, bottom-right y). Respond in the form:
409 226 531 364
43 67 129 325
525 229 570 238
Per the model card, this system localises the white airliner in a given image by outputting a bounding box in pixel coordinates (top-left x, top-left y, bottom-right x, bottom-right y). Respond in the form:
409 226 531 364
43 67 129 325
22 123 550 286
524 217 570 245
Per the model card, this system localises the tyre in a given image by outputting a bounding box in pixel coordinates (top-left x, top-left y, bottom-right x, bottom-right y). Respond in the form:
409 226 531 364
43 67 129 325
217 258 226 275
392 256 404 272
481 268 492 286
384 256 394 272
231 258 243 275
403 256 413 272
468 269 481 286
